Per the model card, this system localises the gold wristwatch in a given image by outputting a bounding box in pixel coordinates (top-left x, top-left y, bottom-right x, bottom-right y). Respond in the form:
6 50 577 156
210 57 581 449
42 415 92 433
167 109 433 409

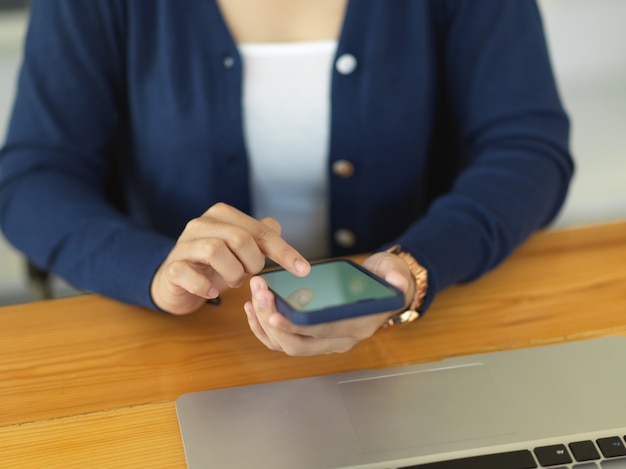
383 244 428 328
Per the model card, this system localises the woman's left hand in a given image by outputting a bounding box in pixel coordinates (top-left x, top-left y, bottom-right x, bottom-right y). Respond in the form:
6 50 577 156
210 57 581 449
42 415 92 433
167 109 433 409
244 251 414 356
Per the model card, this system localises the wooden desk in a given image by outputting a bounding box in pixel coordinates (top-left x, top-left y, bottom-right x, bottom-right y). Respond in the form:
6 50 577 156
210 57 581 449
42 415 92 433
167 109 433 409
1 222 625 468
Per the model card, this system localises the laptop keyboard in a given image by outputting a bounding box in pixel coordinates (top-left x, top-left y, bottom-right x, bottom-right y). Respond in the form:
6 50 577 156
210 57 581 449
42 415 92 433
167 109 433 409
399 434 626 468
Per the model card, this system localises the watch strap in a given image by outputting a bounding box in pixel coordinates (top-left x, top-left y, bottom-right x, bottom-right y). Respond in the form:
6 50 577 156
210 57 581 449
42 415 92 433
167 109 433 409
383 244 428 328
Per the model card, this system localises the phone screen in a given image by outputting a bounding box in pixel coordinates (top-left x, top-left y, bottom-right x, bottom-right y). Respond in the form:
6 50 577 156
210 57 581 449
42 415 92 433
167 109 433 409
261 260 400 312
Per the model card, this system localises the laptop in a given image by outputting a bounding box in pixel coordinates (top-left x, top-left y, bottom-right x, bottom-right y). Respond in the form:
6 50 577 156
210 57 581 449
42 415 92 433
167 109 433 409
176 336 626 468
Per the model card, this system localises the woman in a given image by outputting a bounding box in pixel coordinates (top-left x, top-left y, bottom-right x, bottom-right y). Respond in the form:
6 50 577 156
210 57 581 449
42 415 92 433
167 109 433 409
0 0 573 355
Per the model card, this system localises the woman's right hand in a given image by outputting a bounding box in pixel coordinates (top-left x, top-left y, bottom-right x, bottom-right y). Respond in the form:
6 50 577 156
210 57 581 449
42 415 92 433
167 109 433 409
150 203 310 315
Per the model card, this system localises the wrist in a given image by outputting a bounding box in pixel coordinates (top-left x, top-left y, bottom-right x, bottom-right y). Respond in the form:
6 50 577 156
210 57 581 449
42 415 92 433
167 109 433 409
382 244 428 328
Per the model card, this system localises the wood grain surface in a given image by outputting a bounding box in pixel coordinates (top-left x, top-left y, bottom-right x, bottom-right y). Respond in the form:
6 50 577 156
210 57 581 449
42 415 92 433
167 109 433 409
1 221 625 467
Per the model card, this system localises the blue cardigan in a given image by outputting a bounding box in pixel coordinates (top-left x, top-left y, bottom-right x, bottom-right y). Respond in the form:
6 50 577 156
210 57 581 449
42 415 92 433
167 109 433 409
0 0 573 311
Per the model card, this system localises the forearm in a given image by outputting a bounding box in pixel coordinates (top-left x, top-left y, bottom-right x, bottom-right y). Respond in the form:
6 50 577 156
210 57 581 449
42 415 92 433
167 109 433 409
0 162 174 309
395 138 571 312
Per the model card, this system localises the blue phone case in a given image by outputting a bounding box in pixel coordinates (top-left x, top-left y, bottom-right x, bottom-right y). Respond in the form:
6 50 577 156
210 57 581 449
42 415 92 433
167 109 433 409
260 259 405 325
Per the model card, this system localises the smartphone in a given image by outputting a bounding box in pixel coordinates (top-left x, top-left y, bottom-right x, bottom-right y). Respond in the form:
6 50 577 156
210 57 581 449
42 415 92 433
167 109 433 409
259 259 404 325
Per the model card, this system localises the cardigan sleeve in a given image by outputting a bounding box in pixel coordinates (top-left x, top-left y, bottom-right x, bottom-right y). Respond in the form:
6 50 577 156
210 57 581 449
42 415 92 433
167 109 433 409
396 0 574 311
0 0 174 308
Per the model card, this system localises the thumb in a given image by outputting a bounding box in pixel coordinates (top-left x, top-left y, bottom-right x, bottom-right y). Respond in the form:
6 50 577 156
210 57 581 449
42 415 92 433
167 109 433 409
385 269 412 296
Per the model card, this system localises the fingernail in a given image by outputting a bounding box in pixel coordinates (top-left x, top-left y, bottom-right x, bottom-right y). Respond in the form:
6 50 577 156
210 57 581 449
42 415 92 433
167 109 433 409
208 287 220 298
207 296 222 306
294 259 309 274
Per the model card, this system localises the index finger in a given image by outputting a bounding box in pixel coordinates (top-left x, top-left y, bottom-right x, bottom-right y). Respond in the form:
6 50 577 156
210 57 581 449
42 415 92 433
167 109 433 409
255 219 310 277
204 204 310 276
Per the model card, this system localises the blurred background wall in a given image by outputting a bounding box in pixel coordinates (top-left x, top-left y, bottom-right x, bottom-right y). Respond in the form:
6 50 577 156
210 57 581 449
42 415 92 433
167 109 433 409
0 2 30 303
539 0 626 228
1 1 625 304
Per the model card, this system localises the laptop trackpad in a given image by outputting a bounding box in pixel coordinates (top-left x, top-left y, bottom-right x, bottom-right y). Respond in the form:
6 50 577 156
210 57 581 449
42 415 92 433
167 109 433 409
338 363 514 454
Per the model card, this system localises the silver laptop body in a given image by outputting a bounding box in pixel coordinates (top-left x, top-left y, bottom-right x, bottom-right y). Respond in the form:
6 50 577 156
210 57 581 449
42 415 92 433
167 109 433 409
176 336 626 468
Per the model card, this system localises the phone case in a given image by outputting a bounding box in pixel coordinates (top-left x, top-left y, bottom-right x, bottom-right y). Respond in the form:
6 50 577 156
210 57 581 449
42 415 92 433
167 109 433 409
261 259 405 325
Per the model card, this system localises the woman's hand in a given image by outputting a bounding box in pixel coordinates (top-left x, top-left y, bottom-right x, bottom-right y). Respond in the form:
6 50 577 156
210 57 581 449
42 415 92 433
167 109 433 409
151 203 310 315
244 251 415 356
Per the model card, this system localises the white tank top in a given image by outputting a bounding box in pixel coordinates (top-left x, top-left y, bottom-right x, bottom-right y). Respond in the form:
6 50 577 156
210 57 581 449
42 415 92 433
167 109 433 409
239 40 336 260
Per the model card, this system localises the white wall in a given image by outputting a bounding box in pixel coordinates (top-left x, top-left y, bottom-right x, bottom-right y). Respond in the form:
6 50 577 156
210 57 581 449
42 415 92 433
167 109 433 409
538 0 626 227
0 11 28 301
0 11 25 141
